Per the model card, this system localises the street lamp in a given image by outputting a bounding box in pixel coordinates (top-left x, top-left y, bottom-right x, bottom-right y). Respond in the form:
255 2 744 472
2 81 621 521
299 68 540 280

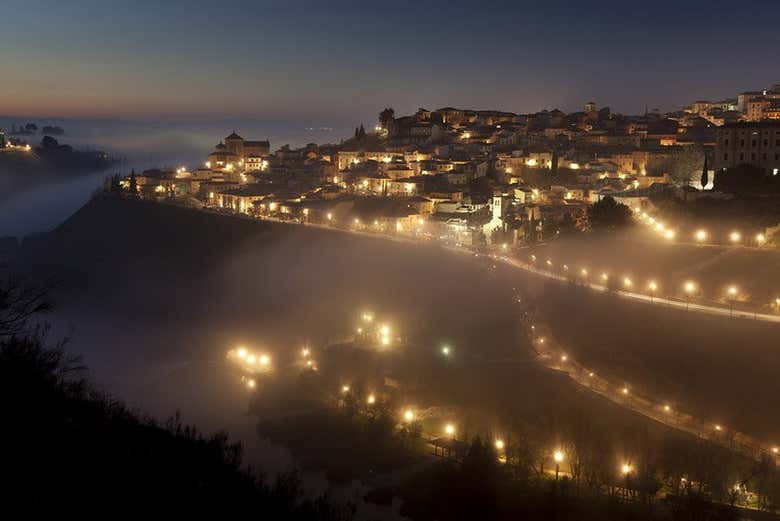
441 345 451 356
341 385 350 393
756 233 766 246
403 409 415 422
684 281 697 310
623 277 633 289
367 393 376 405
726 285 738 316
729 231 741 244
445 423 456 438
553 449 565 481
495 439 505 451
647 280 658 303
621 462 633 498
694 229 707 242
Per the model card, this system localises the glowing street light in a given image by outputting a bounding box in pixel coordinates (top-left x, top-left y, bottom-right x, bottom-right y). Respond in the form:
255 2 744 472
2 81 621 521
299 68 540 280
560 354 568 362
247 378 256 389
684 281 697 310
259 354 270 367
664 229 675 240
729 231 741 244
623 277 633 288
444 423 456 437
441 346 451 356
621 386 629 396
246 354 256 365
380 325 390 336
715 424 723 432
553 449 565 480
621 463 633 476
756 233 766 246
403 409 415 422
726 285 739 315
237 347 248 359
301 348 310 358
772 447 779 455
341 385 350 393
601 273 609 283
694 229 707 242
494 439 505 451
367 393 376 405
647 280 658 303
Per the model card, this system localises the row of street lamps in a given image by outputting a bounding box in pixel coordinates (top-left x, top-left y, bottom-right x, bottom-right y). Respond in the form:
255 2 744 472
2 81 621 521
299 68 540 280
528 254 779 313
636 210 768 248
534 331 780 460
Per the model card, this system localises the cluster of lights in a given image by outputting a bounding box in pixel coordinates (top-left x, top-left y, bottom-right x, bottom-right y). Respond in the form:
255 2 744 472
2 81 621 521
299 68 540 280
301 347 318 371
2 143 32 152
229 346 271 372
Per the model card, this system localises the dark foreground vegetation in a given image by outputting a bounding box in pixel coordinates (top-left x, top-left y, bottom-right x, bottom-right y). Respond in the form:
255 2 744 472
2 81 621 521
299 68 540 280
0 279 353 519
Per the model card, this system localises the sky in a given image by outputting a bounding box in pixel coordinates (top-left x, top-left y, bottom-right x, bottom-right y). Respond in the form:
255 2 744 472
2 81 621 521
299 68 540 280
2 0 780 127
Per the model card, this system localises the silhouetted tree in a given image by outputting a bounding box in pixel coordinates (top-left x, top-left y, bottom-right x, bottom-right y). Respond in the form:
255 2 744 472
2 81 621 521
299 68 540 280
666 146 704 186
587 196 633 231
378 108 395 129
713 164 769 194
128 169 138 195
700 155 709 189
40 135 59 149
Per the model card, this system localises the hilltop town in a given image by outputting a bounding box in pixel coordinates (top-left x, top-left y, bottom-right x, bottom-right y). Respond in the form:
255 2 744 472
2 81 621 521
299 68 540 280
111 84 780 247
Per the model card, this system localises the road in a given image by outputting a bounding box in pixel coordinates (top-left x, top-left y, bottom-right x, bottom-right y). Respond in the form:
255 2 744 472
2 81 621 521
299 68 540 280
498 256 780 324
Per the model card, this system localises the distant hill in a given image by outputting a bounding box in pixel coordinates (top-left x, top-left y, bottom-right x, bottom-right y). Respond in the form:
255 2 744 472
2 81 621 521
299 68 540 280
0 137 113 201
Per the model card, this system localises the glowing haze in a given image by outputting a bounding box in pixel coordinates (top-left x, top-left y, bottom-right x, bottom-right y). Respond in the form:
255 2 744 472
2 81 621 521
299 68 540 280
2 0 780 124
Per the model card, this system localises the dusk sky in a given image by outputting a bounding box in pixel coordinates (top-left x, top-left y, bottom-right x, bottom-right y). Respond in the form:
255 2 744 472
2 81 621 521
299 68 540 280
2 0 780 126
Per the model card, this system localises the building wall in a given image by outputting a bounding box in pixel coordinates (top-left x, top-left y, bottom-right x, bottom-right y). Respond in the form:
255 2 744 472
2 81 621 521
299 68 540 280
714 123 780 173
